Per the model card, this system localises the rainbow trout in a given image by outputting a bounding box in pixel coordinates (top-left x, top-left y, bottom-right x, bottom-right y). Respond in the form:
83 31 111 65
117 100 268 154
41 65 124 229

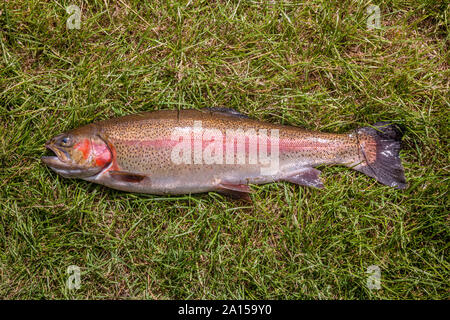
42 108 406 198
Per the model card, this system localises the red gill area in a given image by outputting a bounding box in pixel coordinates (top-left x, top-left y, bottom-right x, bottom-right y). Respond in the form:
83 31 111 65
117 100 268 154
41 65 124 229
73 138 91 160
100 140 119 172
93 141 112 167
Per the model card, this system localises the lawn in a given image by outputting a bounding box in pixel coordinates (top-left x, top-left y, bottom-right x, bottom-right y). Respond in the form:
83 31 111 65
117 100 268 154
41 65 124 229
0 0 448 299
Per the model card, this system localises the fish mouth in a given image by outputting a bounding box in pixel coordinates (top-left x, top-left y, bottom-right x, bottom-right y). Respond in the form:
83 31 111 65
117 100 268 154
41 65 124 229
41 141 104 178
41 143 71 169
41 143 86 178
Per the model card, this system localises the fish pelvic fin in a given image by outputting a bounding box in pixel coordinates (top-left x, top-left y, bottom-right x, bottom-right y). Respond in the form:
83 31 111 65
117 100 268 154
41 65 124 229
352 122 406 189
216 183 252 202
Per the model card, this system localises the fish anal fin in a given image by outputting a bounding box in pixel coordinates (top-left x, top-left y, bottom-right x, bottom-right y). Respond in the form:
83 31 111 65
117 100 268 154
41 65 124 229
109 170 148 183
284 168 324 189
217 183 252 201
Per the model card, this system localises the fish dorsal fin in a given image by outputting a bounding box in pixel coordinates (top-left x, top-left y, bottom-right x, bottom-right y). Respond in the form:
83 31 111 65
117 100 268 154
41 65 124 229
204 107 249 119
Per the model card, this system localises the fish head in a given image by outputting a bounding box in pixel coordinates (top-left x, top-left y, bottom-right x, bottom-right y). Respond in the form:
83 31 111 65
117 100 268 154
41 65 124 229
42 128 112 178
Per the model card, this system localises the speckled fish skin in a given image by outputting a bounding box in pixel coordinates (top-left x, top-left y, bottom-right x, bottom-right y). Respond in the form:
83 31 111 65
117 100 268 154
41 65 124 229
42 108 407 196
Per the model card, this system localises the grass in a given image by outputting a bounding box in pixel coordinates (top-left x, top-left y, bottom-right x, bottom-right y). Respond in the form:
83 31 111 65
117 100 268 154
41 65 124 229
0 0 448 299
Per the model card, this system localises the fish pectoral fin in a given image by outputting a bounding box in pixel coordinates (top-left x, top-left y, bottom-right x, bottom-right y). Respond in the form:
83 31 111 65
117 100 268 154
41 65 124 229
284 168 324 189
108 170 148 183
217 183 252 201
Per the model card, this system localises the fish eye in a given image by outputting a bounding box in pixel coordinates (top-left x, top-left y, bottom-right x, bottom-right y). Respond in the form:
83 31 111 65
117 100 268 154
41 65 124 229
59 136 73 147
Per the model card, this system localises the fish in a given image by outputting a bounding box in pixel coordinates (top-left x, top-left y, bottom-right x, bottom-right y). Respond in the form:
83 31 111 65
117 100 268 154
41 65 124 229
42 108 406 199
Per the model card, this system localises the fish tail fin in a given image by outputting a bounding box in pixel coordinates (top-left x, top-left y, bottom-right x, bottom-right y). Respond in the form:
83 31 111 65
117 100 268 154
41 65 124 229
351 122 407 189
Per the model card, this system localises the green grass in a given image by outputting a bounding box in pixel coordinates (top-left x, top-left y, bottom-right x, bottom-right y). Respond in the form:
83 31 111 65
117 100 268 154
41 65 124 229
0 0 448 299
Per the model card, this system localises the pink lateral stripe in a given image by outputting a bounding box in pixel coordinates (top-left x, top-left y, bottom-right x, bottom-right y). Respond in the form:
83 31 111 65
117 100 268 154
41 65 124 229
113 135 335 153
